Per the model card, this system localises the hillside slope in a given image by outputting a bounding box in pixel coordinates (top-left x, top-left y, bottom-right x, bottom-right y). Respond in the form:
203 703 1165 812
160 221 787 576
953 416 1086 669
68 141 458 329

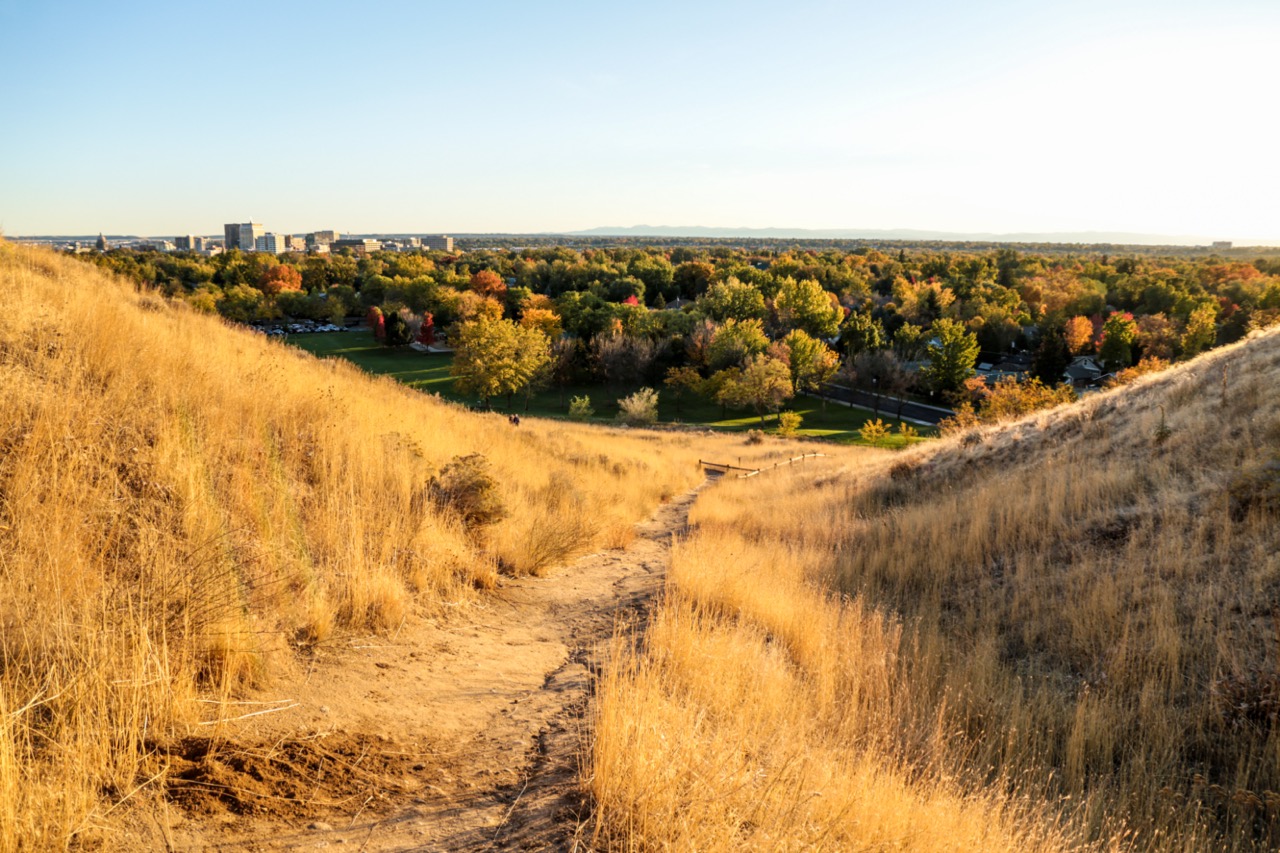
593 324 1280 850
0 243 705 849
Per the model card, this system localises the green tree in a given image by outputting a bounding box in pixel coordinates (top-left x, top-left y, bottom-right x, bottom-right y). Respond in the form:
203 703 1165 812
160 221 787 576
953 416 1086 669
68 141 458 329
450 316 551 409
1029 325 1072 385
780 329 839 399
840 312 885 358
664 365 704 414
715 354 794 425
707 318 769 371
774 277 842 339
383 310 413 346
891 323 926 361
1098 311 1138 371
920 318 979 394
697 277 767 323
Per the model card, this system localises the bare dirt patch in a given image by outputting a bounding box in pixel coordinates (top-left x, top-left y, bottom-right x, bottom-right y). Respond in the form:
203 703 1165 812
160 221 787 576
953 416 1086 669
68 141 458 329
129 482 704 851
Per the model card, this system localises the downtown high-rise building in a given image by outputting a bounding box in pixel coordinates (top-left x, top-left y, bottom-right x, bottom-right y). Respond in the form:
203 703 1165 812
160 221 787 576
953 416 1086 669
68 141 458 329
223 222 264 251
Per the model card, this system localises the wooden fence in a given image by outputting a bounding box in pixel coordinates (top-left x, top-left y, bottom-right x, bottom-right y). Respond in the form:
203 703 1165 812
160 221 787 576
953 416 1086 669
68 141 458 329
699 453 828 479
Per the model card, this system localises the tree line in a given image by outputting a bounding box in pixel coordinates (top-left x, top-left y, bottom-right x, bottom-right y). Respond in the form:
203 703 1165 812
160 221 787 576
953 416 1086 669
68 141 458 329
76 243 1280 427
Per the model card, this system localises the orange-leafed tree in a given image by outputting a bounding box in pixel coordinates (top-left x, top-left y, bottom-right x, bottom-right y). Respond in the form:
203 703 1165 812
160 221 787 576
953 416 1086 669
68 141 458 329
470 269 507 300
1063 315 1094 355
259 264 303 295
520 307 563 341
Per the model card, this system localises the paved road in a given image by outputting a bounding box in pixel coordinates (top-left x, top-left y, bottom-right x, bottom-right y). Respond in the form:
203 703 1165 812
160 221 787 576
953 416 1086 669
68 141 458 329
818 383 955 426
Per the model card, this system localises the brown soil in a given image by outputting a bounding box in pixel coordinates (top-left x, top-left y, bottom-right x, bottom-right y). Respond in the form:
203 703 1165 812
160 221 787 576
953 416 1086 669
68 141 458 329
128 481 705 852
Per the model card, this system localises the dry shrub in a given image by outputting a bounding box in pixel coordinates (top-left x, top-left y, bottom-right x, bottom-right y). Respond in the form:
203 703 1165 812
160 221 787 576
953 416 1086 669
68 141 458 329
428 453 507 533
1227 458 1280 520
491 473 599 575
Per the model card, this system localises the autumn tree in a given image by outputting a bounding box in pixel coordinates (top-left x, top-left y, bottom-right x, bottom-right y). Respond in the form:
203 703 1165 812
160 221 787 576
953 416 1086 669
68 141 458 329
1136 313 1178 361
715 354 794 425
416 312 437 346
470 269 507 300
367 305 386 342
520 306 563 341
920 318 979 394
259 264 303 295
450 316 551 409
457 292 504 324
1180 304 1218 357
1064 315 1095 355
976 376 1076 421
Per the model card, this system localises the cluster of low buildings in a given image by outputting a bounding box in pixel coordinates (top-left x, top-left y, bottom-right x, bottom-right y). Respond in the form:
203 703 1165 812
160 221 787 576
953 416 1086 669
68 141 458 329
219 223 454 256
52 225 455 256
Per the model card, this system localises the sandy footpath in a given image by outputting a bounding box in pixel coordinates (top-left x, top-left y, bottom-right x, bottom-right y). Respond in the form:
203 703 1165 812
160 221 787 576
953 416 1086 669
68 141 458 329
135 482 705 852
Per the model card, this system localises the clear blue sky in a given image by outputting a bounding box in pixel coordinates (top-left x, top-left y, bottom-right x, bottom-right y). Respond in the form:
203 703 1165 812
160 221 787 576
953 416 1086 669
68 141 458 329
2 0 1278 240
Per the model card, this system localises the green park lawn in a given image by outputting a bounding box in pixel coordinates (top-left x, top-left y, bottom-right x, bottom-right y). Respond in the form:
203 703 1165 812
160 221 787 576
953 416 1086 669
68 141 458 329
287 331 933 447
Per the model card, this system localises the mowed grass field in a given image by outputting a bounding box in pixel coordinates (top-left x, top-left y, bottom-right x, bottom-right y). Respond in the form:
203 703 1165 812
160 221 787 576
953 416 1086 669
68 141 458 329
289 331 932 446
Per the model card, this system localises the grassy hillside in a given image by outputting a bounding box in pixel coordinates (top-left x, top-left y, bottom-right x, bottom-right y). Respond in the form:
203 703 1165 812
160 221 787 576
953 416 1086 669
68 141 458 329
0 243 705 850
592 324 1280 849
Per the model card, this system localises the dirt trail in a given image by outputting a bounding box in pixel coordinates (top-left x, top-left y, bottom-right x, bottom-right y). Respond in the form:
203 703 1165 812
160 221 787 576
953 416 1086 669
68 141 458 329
153 481 706 852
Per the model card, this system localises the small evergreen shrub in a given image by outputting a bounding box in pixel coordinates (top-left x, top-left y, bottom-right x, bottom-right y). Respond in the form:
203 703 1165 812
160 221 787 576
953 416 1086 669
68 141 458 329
568 395 595 421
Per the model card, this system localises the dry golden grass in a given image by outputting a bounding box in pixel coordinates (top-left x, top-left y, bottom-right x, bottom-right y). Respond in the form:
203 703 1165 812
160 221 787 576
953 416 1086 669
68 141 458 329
0 243 710 849
592 325 1280 850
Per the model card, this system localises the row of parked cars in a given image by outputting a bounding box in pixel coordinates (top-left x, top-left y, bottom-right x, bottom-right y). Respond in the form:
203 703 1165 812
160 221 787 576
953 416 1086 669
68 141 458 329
252 321 353 336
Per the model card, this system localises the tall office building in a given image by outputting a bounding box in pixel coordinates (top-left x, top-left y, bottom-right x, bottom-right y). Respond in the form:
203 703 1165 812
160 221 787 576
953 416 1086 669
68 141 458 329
175 235 207 251
422 235 454 252
223 222 265 251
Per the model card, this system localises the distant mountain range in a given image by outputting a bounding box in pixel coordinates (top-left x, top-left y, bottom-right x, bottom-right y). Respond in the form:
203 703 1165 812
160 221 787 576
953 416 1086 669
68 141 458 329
566 225 1264 247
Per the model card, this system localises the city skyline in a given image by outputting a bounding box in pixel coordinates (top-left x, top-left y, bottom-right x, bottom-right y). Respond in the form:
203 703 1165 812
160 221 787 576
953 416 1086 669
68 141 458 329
2 0 1279 240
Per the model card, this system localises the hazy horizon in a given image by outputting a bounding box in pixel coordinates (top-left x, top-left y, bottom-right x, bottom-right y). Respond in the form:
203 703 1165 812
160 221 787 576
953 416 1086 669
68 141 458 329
13 224 1277 249
3 0 1278 240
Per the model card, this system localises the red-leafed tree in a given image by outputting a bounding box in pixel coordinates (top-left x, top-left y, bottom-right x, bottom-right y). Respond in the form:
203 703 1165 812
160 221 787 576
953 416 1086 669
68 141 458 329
416 312 436 346
470 269 507 300
623 294 640 306
367 305 386 342
259 264 303 295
